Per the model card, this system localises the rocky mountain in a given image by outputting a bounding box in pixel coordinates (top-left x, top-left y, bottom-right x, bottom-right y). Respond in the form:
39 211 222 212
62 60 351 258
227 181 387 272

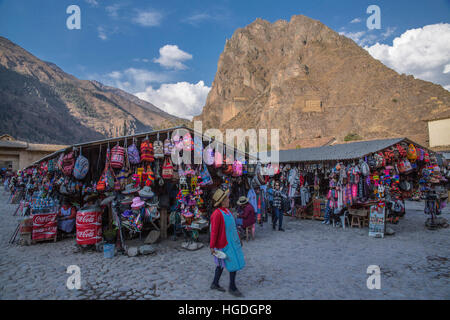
0 36 187 145
194 15 450 149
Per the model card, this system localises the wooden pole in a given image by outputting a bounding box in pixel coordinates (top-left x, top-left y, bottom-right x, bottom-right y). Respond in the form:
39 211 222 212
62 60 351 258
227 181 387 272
108 204 113 230
160 208 168 239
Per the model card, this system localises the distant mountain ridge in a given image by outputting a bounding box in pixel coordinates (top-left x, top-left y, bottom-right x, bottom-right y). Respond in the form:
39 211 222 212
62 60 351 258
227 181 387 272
195 15 450 148
0 36 186 145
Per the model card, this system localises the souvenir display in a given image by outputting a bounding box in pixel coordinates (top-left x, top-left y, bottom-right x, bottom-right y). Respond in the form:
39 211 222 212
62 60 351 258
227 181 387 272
7 128 259 253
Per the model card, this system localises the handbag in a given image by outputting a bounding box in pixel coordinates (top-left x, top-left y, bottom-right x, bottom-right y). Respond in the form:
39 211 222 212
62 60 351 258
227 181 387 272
127 139 141 164
200 164 213 186
154 132 164 159
110 143 125 168
118 140 132 188
162 157 174 179
164 132 174 156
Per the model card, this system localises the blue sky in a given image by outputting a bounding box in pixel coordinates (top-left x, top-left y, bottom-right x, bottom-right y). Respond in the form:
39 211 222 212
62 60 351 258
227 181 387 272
0 0 449 119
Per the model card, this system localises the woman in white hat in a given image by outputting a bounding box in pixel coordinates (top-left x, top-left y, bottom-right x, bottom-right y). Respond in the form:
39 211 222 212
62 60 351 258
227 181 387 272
209 186 245 297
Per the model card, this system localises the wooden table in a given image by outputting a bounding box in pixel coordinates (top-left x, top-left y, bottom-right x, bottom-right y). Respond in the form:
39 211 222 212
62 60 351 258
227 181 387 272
349 201 378 228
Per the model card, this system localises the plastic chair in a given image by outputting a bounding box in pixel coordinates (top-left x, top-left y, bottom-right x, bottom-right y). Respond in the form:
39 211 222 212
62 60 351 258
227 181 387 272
340 211 350 229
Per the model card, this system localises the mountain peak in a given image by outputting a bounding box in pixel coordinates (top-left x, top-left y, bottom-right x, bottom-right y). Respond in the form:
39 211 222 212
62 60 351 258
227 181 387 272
195 15 450 148
0 37 187 144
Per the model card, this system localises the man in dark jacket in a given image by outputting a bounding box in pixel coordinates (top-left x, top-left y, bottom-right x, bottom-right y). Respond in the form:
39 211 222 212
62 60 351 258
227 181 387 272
237 196 256 239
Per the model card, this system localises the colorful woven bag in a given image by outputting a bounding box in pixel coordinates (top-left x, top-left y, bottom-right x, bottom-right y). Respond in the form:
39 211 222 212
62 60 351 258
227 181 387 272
140 139 154 162
110 144 125 168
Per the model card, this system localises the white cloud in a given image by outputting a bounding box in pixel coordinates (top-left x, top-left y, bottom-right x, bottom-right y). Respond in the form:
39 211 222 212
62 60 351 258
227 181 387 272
382 26 397 38
339 30 365 42
97 26 120 41
340 25 398 47
184 13 212 25
365 23 450 91
106 4 122 18
443 64 450 74
85 0 99 7
350 18 361 24
153 45 193 70
98 68 170 92
133 10 163 27
339 30 379 46
97 26 107 40
135 81 211 119
133 58 150 63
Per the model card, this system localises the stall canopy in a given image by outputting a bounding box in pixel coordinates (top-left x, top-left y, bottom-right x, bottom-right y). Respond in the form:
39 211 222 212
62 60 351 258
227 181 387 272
256 137 433 163
27 125 255 169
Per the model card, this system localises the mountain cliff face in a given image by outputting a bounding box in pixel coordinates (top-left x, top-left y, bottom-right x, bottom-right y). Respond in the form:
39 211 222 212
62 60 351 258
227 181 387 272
0 36 186 145
194 15 450 148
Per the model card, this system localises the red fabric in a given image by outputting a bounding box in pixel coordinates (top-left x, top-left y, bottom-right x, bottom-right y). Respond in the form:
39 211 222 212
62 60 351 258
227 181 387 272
239 203 256 229
209 207 228 249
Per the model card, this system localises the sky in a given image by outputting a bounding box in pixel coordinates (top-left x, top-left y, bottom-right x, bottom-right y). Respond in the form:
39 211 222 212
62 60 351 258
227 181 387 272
0 0 449 120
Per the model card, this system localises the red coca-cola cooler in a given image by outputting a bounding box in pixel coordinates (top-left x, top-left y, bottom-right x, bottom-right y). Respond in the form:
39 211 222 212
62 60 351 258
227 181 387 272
76 207 102 245
32 213 57 241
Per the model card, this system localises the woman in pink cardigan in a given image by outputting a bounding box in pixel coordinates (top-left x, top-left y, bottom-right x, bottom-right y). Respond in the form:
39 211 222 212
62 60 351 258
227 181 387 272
210 187 245 297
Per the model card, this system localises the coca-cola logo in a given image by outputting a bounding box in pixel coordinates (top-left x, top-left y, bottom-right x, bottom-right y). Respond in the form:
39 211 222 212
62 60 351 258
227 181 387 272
77 214 95 224
77 229 96 239
76 212 101 225
34 214 56 225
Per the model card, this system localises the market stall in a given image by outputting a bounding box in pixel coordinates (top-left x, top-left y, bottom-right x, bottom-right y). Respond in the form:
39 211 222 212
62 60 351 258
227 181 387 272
255 137 447 235
9 126 257 255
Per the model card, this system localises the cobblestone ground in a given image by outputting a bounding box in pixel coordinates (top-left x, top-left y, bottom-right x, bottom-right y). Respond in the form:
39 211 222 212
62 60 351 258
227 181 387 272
0 190 449 300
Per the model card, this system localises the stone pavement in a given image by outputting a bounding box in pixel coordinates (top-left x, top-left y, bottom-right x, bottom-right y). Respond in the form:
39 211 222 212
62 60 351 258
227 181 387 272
0 191 449 300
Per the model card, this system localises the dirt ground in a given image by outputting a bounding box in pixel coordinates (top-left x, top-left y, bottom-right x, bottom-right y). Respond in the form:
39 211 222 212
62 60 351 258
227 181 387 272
0 190 449 300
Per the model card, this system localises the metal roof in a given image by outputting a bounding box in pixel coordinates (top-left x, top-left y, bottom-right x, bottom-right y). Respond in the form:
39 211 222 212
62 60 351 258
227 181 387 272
255 137 430 163
0 140 28 149
26 125 256 168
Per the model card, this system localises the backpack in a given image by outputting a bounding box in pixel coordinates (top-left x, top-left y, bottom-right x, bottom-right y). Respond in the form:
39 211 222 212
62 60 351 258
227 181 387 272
359 161 370 177
164 132 174 156
97 148 115 192
57 153 65 171
199 164 212 186
144 165 155 186
193 135 203 160
396 144 407 158
232 160 243 177
110 144 125 168
47 159 55 173
374 153 385 168
73 148 89 180
162 157 174 179
407 144 417 162
204 146 214 166
127 142 141 164
183 132 193 151
140 139 154 162
214 150 223 168
62 152 75 176
154 133 164 159
104 149 115 190
417 148 424 161
398 159 413 174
